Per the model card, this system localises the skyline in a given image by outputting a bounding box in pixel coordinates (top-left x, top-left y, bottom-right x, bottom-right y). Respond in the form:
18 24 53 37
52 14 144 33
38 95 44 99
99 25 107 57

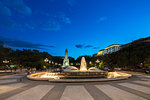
0 0 150 58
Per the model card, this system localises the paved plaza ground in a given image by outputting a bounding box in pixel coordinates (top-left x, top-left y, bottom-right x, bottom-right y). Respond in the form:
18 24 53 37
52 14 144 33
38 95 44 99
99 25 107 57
0 72 150 100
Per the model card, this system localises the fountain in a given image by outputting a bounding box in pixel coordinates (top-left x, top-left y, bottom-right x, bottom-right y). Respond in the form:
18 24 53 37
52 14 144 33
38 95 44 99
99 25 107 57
27 49 132 82
57 56 108 79
80 57 87 71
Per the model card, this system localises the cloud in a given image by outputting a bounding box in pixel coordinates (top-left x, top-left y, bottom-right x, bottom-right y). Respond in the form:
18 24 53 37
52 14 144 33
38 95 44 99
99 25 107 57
0 17 15 29
49 46 55 48
0 1 11 16
24 24 34 30
75 45 84 49
0 2 15 29
97 17 107 23
41 21 60 31
93 47 99 49
62 17 71 24
84 45 99 49
0 37 55 50
3 45 14 50
33 12 71 31
0 0 32 29
57 12 71 24
85 45 93 48
75 44 99 49
3 0 32 15
16 5 32 15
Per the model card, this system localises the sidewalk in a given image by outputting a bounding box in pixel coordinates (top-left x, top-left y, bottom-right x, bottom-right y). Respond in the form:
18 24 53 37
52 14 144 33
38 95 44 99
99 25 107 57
117 70 150 77
0 72 26 76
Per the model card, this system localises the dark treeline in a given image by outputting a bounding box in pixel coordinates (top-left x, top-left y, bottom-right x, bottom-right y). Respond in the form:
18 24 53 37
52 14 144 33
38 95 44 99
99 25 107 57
95 38 150 72
0 46 52 70
0 43 75 70
1 37 150 72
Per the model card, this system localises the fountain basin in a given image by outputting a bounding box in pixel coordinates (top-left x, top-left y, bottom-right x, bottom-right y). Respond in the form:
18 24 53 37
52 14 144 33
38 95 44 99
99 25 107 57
61 70 107 79
27 71 132 82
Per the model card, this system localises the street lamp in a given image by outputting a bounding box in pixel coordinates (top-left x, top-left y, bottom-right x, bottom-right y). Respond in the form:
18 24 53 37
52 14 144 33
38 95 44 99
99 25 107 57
89 61 92 65
48 60 52 72
3 59 10 72
44 58 49 63
44 59 53 72
3 60 9 63
96 59 100 67
44 58 49 71
52 61 54 64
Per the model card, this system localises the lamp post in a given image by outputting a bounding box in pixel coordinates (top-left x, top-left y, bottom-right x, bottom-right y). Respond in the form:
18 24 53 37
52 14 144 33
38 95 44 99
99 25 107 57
89 61 92 67
3 59 10 72
3 59 9 64
44 58 49 63
96 59 100 67
49 60 52 72
89 61 92 65
51 61 53 64
55 63 57 65
44 58 49 71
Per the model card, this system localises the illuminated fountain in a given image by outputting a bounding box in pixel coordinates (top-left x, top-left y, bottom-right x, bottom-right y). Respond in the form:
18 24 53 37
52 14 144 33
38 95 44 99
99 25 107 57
80 57 87 71
27 56 131 81
27 49 132 82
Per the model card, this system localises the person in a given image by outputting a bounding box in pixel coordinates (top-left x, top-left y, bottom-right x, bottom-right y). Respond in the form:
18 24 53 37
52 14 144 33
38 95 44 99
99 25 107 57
27 68 31 75
33 67 36 73
145 70 149 74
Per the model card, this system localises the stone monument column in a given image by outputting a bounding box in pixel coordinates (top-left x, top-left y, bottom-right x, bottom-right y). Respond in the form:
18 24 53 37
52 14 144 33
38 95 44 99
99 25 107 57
62 49 70 67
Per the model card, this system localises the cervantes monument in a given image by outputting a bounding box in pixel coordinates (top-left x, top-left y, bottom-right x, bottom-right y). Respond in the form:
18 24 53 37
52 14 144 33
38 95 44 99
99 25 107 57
62 49 70 67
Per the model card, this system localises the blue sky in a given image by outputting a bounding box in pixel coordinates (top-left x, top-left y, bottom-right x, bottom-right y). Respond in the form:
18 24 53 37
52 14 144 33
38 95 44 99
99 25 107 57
0 0 150 58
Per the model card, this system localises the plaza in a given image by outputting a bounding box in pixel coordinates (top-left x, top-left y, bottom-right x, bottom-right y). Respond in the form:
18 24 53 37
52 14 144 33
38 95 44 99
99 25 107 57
0 0 150 100
0 72 150 100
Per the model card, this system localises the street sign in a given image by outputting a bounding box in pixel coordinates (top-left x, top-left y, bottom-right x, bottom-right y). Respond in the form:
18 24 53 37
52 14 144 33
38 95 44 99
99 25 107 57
10 65 16 68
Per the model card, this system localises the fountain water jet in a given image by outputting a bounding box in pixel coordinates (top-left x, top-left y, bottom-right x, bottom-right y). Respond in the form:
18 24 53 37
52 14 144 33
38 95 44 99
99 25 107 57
80 57 87 71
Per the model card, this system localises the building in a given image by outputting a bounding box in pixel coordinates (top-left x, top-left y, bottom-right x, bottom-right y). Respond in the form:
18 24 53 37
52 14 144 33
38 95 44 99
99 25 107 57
95 37 150 57
96 49 104 56
103 44 122 55
96 44 122 56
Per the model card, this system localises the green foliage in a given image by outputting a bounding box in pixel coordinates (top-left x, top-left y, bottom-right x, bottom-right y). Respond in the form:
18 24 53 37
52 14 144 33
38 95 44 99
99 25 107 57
0 45 53 70
96 40 150 71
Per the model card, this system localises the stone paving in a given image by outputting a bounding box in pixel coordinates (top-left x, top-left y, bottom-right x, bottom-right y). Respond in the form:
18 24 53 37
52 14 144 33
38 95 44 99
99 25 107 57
0 73 150 100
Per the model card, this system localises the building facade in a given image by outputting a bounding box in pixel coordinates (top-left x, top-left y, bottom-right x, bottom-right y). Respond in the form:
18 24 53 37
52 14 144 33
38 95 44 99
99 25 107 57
97 49 104 56
96 44 122 56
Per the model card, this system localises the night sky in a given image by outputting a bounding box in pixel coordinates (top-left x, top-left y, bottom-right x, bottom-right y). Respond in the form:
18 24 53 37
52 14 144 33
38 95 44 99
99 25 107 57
0 0 150 58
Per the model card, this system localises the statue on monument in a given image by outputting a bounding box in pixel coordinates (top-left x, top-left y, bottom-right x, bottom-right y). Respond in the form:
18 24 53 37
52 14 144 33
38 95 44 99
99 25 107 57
62 49 70 67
